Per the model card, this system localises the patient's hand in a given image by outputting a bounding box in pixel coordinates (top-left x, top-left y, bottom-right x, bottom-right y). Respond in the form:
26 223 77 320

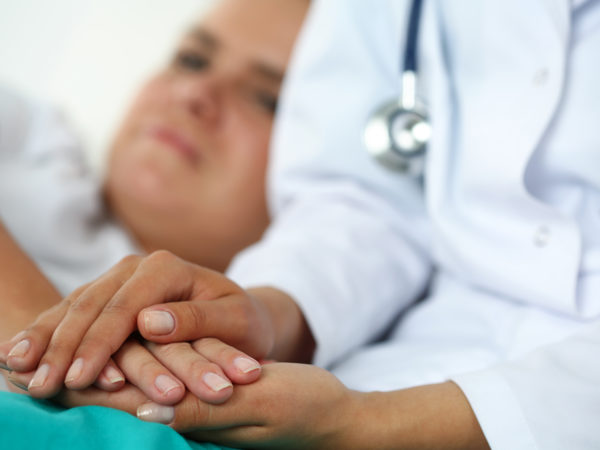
7 336 262 406
109 337 262 405
1 251 272 399
7 368 148 416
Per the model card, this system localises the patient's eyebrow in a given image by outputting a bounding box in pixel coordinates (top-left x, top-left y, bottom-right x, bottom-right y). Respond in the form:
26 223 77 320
189 27 219 49
188 26 284 84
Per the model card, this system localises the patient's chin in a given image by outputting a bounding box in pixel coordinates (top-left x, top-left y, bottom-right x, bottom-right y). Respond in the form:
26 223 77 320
107 165 192 227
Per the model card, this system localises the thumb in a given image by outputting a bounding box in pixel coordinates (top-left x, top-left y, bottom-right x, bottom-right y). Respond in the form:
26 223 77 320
137 297 272 358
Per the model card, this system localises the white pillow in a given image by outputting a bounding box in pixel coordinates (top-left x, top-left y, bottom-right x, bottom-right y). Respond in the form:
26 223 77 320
0 0 215 170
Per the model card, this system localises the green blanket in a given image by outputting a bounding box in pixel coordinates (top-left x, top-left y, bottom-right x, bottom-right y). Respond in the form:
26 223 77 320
0 392 235 450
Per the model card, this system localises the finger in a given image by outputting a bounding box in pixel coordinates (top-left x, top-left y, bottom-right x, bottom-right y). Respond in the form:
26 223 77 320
4 300 71 373
191 338 261 385
0 346 9 369
63 251 224 390
144 340 234 404
113 339 185 405
7 369 34 391
30 256 140 397
136 389 262 436
138 296 272 358
0 331 23 369
1 331 26 369
138 395 264 446
56 383 147 415
93 358 126 392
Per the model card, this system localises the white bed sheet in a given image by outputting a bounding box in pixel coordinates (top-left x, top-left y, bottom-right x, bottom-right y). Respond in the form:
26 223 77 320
0 0 215 169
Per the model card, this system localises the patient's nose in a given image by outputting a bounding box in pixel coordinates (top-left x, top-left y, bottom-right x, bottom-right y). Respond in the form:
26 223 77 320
171 75 220 125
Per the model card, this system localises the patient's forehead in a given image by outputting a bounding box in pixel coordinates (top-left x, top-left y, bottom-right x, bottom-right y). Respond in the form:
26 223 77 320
194 0 308 69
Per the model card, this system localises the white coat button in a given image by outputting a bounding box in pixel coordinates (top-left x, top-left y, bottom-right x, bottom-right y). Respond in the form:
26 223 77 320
534 225 551 247
533 68 549 86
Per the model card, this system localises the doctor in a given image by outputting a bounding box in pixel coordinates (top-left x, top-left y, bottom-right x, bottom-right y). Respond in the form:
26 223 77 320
3 0 600 448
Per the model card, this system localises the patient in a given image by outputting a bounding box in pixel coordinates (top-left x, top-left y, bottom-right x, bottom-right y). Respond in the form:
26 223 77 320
0 0 309 401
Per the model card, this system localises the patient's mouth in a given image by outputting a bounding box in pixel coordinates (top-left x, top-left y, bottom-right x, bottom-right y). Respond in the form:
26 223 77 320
149 126 200 166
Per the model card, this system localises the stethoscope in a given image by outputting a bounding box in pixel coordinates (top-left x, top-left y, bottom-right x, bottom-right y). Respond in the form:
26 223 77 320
364 0 430 175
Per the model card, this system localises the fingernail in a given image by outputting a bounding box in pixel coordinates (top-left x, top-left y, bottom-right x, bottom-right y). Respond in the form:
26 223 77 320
143 311 175 335
29 363 50 389
104 365 125 384
65 358 85 383
234 357 261 374
203 372 232 392
8 339 30 359
155 374 182 395
137 402 175 424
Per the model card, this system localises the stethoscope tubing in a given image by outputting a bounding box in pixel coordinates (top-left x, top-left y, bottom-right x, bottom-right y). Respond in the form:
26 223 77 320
403 0 424 73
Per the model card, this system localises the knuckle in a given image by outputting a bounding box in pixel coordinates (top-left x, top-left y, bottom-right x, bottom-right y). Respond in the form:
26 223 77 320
103 255 141 284
63 293 79 309
102 302 138 329
212 343 236 363
30 323 56 343
190 359 220 377
44 337 72 358
191 337 218 353
103 301 131 317
145 250 178 267
154 342 189 361
26 319 60 345
187 305 207 335
137 357 161 379
117 254 142 269
67 294 96 315
65 283 91 300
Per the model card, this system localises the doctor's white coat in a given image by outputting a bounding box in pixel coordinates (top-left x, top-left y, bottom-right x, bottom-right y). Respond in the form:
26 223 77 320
227 0 600 448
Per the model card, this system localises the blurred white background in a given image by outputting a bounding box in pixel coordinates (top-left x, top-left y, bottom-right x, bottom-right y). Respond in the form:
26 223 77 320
0 0 215 169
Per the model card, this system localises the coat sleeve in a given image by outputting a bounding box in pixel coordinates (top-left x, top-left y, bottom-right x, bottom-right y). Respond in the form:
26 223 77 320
226 0 432 367
453 323 600 450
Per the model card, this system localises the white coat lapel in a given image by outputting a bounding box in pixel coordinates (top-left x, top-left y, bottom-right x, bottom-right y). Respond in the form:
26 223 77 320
543 0 571 45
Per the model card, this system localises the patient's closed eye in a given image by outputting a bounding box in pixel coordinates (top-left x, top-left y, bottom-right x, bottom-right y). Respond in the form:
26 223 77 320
174 51 209 71
251 90 278 114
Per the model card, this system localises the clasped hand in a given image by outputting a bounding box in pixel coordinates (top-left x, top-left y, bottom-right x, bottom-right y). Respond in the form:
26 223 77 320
0 250 273 405
0 251 356 448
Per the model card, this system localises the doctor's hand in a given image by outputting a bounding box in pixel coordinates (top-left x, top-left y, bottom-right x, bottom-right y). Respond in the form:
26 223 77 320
137 364 489 450
139 362 357 449
2 250 312 399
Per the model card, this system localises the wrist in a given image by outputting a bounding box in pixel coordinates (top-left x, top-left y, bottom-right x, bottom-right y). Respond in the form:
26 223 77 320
0 222 61 341
342 382 489 449
246 287 315 363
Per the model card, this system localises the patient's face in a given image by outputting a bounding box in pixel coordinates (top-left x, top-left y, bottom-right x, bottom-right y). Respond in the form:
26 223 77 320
105 0 308 271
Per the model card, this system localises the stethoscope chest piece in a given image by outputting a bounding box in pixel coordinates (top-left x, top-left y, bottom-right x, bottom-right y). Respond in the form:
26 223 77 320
364 99 430 174
364 0 429 176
